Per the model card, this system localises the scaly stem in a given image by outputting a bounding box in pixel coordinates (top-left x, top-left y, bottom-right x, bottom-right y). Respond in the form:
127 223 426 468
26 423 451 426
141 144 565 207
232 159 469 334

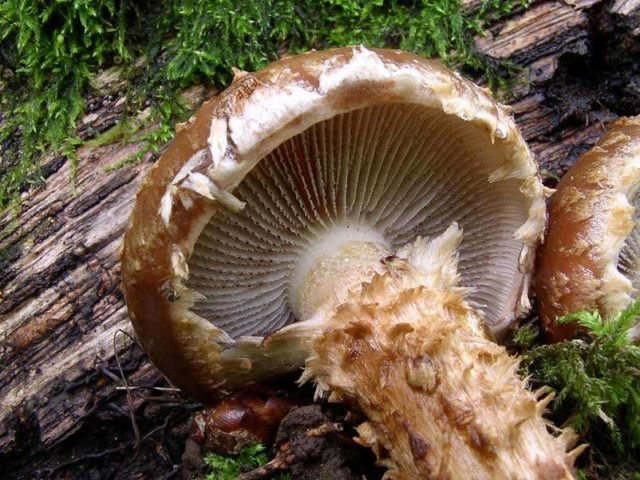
300 225 585 479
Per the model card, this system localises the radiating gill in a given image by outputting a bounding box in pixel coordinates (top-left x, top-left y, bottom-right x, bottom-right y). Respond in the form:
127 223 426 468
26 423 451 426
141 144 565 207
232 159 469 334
187 103 529 338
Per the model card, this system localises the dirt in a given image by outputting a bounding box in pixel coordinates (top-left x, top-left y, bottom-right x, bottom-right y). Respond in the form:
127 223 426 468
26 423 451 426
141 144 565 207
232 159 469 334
180 387 383 480
269 405 383 480
182 404 384 480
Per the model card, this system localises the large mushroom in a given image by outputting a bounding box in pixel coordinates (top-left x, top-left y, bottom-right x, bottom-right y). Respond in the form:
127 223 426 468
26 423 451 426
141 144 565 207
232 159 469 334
537 115 640 341
122 47 581 478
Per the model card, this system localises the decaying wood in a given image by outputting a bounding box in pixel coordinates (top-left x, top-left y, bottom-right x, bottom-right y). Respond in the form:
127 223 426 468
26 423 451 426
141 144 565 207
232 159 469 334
1 0 639 477
477 0 640 177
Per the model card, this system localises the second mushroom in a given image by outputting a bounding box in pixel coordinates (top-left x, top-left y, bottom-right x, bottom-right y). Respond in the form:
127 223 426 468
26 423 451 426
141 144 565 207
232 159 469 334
122 47 583 478
537 115 640 342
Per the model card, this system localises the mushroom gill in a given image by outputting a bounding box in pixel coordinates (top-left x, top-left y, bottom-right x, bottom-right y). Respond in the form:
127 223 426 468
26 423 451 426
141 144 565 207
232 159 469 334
187 103 530 339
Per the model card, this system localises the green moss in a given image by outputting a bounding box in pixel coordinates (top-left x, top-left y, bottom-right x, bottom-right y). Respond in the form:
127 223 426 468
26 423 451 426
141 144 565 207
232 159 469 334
1 0 527 212
85 119 141 149
0 0 128 209
0 217 20 240
514 301 640 478
0 208 22 263
202 443 287 480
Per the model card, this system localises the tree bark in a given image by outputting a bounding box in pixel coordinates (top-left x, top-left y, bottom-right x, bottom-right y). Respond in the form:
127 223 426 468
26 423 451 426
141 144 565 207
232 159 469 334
1 0 638 477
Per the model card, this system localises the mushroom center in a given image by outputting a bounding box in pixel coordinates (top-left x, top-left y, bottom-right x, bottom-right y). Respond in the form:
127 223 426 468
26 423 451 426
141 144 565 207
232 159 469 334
186 103 530 338
288 225 390 321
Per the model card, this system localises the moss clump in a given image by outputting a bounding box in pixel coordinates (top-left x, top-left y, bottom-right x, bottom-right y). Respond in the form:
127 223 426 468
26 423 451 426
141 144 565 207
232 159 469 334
0 0 528 212
514 301 640 479
203 443 268 480
202 443 292 479
0 0 128 210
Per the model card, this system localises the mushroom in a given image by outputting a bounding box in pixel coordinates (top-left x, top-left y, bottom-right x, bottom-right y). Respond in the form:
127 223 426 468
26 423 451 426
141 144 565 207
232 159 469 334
189 387 300 455
122 47 581 478
537 115 640 341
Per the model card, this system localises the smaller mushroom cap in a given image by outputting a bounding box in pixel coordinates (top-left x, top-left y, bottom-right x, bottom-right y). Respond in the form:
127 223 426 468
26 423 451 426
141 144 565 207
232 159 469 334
537 115 640 341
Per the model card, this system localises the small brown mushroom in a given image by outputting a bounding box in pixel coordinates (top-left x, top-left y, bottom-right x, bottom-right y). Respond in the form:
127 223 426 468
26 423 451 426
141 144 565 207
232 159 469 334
122 47 580 478
189 388 300 455
537 115 640 341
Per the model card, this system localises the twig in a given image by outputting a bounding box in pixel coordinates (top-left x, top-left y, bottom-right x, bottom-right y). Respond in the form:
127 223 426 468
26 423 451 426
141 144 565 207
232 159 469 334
114 329 141 451
114 327 144 349
115 386 181 392
100 365 123 382
139 395 183 404
47 405 192 475
48 444 131 474
237 456 289 480
158 465 181 480
142 413 173 441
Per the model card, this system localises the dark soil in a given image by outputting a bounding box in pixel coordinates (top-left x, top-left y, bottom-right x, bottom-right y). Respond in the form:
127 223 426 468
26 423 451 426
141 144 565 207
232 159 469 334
267 405 383 480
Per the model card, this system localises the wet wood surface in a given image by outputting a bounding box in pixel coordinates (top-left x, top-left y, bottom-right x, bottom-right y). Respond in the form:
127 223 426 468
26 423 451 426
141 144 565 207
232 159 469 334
1 0 638 477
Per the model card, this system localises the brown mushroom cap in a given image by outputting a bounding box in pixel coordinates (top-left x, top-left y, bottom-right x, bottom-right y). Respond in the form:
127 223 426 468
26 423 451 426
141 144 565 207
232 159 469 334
121 47 545 400
537 115 640 341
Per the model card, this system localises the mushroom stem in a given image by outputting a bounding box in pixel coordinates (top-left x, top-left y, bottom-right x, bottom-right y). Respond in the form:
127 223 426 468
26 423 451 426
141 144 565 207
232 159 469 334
290 225 391 322
301 225 581 479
